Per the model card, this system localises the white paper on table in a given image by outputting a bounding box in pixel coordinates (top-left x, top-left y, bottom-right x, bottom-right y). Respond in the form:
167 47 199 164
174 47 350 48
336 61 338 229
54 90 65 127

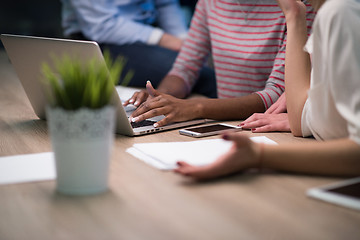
126 147 170 170
0 152 55 185
127 136 277 170
115 86 141 102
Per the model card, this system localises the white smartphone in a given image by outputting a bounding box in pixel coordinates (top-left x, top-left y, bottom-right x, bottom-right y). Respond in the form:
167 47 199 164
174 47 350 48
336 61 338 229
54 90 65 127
179 123 242 138
307 177 360 211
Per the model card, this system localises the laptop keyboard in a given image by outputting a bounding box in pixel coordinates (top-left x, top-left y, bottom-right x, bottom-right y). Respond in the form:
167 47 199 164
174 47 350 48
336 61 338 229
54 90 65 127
131 119 156 128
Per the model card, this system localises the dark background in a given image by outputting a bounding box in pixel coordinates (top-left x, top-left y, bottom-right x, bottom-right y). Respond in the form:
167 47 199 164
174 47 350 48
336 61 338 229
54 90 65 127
0 0 196 49
0 1 63 41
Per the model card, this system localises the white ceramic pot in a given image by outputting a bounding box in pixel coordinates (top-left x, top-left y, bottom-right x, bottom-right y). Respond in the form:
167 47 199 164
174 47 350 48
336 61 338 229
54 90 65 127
46 106 115 195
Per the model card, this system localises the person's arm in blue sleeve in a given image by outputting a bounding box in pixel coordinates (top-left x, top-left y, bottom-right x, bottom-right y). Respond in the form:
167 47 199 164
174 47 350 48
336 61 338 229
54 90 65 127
66 0 163 45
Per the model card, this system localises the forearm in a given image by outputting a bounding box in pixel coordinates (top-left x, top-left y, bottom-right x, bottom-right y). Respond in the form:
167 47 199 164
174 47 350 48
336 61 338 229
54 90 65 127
196 94 265 120
285 18 311 136
157 75 189 98
263 139 360 176
158 33 183 51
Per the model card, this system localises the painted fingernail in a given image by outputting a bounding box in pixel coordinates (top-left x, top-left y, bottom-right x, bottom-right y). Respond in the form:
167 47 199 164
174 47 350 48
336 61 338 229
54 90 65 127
153 123 159 128
240 123 244 126
132 117 139 122
134 101 140 106
251 128 256 132
129 99 134 103
222 133 230 140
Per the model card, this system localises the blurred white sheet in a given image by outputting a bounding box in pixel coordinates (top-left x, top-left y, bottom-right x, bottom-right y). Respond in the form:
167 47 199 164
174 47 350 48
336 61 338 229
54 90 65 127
126 136 277 170
0 152 55 185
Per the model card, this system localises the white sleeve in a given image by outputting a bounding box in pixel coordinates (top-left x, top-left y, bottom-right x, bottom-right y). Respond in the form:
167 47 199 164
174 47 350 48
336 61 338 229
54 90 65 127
147 28 165 45
326 6 360 144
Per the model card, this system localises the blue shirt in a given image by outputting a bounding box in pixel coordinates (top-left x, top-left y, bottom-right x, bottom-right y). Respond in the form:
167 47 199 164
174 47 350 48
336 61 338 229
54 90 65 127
61 0 188 45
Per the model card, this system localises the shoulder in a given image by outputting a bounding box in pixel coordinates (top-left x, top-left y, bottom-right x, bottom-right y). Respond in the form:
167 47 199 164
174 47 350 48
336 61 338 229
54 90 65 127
317 0 360 25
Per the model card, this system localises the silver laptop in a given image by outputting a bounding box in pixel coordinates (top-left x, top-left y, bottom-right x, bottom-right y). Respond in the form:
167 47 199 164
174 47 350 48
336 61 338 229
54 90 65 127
1 34 209 136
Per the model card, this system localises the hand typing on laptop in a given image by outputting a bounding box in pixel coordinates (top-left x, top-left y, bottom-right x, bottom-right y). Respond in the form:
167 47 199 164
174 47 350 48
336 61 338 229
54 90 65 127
122 88 149 107
128 81 204 128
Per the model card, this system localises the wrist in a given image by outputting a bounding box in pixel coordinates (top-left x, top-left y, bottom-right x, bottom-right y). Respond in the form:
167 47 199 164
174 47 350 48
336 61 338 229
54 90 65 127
283 4 307 24
191 99 205 119
256 143 265 172
285 15 307 32
251 143 265 173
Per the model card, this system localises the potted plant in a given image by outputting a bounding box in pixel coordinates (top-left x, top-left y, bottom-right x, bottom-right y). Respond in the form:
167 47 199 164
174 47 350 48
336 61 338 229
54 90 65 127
42 52 133 195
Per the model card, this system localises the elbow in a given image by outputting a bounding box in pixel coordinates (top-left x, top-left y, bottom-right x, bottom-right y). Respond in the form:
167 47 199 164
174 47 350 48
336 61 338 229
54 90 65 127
82 28 105 42
291 128 303 137
287 109 304 137
81 24 113 43
289 118 303 137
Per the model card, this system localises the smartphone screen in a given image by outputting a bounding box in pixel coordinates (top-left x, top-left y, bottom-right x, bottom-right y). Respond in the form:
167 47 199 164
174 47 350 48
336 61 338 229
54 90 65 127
307 177 360 211
326 182 360 199
184 124 237 134
180 124 241 138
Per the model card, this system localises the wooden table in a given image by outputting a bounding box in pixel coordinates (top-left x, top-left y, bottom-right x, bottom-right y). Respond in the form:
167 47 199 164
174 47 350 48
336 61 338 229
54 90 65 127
0 50 359 240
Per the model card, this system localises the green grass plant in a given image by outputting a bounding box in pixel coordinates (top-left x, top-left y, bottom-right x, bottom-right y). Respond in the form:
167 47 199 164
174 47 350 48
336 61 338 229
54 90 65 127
42 51 134 110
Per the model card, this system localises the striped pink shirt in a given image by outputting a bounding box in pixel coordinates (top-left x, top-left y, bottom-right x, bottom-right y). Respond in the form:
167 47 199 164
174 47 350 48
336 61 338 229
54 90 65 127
168 0 315 109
